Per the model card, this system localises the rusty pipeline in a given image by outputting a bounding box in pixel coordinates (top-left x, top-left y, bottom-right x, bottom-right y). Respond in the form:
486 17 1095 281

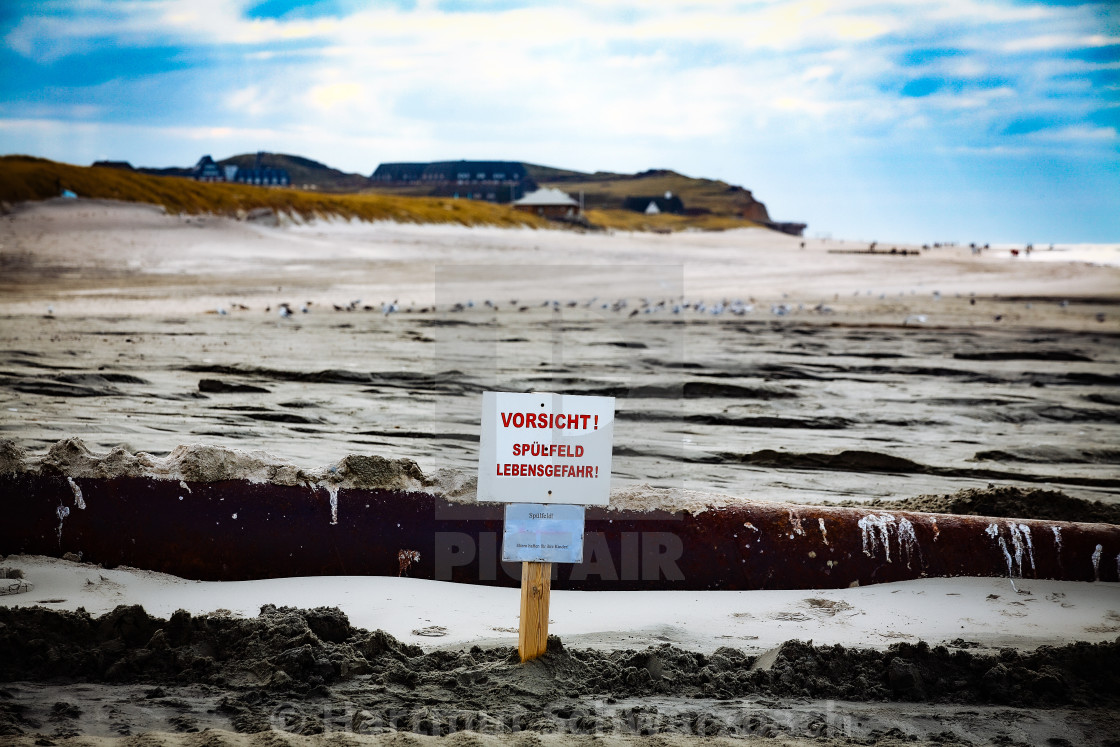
1 473 1117 590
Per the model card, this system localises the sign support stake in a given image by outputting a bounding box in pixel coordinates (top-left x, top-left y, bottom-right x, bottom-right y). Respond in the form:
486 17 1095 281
518 560 551 662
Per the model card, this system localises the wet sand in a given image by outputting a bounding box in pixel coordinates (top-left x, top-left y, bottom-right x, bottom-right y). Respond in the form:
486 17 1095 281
1 599 1118 745
2 199 1119 507
1 198 1119 745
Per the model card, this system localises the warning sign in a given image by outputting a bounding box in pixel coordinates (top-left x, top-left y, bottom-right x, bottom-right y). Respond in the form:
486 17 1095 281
477 391 614 505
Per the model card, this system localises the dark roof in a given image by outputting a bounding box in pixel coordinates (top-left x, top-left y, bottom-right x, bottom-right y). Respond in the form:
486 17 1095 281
373 160 530 182
372 162 429 180
423 161 528 180
192 155 223 179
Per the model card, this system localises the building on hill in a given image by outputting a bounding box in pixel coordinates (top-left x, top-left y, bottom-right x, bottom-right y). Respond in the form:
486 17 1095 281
623 192 684 215
189 153 289 186
226 152 291 187
370 162 428 183
513 188 580 219
191 155 224 182
229 166 291 187
371 160 535 202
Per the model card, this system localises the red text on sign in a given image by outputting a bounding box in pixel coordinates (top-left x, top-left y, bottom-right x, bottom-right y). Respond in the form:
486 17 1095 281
496 463 599 478
500 412 599 430
511 443 584 458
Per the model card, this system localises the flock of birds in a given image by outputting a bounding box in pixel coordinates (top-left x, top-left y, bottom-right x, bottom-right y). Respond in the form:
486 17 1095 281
192 290 1103 325
39 291 1097 324
214 296 834 319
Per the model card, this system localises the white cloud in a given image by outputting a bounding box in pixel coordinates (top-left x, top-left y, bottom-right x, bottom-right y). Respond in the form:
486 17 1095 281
1032 125 1118 143
307 81 363 112
1001 33 1120 53
3 0 1117 232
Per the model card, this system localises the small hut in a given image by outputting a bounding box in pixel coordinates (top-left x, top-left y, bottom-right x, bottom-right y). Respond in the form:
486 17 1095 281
512 188 580 219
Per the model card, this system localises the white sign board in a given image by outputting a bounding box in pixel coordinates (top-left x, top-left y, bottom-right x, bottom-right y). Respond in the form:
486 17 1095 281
502 504 585 563
477 391 614 505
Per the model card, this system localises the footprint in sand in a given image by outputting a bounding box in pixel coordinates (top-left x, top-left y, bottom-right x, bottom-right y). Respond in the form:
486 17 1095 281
1047 591 1074 609
1084 611 1120 634
802 598 855 617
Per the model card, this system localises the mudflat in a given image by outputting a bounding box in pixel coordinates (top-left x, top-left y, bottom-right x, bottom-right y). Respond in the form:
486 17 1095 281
1 198 1119 746
2 198 1118 506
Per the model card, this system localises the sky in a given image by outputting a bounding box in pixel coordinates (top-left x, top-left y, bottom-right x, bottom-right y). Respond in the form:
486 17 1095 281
1 0 1118 244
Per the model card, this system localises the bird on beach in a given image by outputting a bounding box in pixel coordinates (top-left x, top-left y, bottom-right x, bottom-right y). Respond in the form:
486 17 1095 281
278 304 292 318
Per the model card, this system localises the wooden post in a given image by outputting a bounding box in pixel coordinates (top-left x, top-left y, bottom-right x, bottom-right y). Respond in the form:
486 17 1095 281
518 560 551 662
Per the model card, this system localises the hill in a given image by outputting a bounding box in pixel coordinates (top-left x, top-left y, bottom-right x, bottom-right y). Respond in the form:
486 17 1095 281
524 165 772 223
0 156 545 229
214 153 372 192
362 160 789 230
0 154 797 233
105 152 787 228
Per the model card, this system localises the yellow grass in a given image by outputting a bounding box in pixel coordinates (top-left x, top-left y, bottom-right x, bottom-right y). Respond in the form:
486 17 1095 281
584 208 762 232
533 169 769 220
0 156 548 229
0 156 769 233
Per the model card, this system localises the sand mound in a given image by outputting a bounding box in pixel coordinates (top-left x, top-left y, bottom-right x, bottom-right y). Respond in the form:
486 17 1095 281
0 439 25 475
1 604 1117 740
12 438 431 492
835 485 1120 525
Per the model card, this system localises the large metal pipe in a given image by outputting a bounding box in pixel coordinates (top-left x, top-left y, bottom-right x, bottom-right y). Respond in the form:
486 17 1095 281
1 473 1117 590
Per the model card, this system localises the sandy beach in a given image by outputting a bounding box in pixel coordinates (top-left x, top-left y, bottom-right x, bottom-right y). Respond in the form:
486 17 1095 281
2 199 1119 504
0 553 1118 745
2 198 1119 745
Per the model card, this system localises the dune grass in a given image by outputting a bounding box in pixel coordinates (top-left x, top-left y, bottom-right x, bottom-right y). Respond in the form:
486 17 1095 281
0 156 768 233
0 156 548 229
585 208 763 233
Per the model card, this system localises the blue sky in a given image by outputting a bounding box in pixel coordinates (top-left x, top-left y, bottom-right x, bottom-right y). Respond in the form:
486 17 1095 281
1 0 1117 243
